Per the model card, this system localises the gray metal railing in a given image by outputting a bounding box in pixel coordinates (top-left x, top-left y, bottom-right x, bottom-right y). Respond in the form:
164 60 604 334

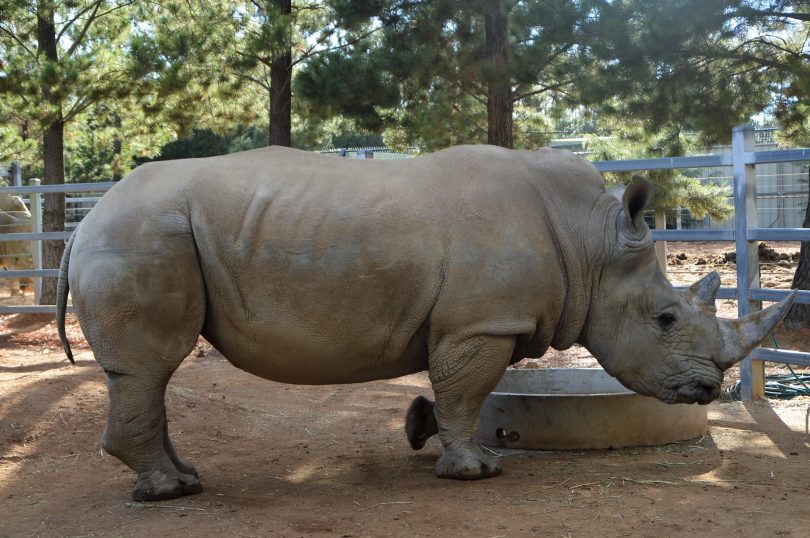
0 181 114 311
1 128 809 399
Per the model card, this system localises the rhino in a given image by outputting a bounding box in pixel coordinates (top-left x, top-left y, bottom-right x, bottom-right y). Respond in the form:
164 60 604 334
0 194 34 295
56 145 794 501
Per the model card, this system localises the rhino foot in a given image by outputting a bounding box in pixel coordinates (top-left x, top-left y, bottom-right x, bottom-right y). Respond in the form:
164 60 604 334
435 445 501 480
132 469 203 501
405 396 438 450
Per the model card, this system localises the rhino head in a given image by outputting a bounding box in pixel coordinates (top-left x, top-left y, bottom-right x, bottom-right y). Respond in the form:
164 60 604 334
580 176 796 405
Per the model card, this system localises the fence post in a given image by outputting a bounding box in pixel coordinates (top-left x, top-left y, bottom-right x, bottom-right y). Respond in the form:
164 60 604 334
30 178 43 306
12 161 22 187
655 211 667 274
733 126 763 400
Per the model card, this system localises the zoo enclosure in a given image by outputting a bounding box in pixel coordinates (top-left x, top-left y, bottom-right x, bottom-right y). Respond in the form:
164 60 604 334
1 125 808 400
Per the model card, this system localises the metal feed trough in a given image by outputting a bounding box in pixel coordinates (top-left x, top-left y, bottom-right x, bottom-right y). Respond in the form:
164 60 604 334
476 368 708 450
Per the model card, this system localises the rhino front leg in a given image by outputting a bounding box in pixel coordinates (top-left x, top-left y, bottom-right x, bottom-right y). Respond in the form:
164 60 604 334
428 334 514 480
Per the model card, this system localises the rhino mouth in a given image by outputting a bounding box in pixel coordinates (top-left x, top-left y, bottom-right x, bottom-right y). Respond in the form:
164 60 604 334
673 381 721 405
654 362 723 405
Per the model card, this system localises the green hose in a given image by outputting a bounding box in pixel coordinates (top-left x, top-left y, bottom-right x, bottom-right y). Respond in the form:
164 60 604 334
724 335 810 400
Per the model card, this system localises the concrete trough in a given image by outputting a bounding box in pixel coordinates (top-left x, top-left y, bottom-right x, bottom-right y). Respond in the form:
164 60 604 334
476 368 708 450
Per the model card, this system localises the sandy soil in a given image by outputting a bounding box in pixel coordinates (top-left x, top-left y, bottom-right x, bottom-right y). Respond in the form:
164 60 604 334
2 242 810 537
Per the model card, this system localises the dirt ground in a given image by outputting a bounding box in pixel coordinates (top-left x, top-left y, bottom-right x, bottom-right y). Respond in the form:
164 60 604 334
2 242 810 537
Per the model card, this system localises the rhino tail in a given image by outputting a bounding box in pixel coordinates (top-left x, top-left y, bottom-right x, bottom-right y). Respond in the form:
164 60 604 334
57 232 76 365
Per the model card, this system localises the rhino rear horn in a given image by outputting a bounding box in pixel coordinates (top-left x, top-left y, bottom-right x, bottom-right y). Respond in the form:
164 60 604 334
715 291 798 370
685 272 721 310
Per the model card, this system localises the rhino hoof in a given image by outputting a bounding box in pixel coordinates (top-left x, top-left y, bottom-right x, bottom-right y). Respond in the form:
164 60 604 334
132 470 203 501
435 448 502 480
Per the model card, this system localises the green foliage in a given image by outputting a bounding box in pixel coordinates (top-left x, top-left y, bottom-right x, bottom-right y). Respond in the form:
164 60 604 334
0 1 137 130
295 0 612 149
64 101 179 181
0 0 807 184
137 126 269 163
144 129 232 161
580 1 810 147
587 126 733 221
129 1 258 135
0 0 262 181
0 121 38 165
295 50 401 131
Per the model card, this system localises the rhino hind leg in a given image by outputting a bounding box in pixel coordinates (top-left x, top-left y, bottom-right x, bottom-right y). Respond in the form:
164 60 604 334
102 370 202 501
428 334 514 480
405 396 438 450
72 232 206 500
163 410 198 477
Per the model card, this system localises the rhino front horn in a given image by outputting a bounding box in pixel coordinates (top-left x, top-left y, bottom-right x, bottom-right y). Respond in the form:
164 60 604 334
715 291 798 370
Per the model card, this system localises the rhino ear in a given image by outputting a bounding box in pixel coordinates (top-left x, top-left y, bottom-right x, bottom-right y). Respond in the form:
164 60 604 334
606 185 626 201
622 175 654 230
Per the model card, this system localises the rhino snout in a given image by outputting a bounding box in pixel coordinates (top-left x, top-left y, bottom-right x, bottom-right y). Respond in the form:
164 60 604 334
675 380 721 405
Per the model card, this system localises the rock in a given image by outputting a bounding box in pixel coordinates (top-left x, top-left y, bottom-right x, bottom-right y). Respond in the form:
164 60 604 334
676 252 688 260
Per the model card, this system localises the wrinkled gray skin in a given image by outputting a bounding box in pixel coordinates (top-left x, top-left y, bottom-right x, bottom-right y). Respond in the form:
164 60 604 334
56 146 795 501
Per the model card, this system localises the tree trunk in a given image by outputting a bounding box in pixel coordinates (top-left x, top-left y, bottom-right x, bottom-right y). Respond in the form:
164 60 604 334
38 2 66 306
784 167 810 329
268 0 292 147
112 113 122 181
482 0 513 148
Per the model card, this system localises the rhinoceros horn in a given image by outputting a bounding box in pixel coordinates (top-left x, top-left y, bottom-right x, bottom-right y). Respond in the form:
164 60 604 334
715 291 798 370
684 271 721 310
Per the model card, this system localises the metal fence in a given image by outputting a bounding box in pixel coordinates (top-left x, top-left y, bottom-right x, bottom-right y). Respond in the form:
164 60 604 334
0 181 114 310
1 126 809 400
320 146 419 160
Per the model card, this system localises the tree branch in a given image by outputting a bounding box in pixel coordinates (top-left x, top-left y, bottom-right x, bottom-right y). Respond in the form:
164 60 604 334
513 78 576 102
66 0 137 57
63 94 94 123
0 25 35 58
462 88 487 106
65 0 103 57
292 26 383 66
733 8 810 23
56 1 103 44
239 73 272 91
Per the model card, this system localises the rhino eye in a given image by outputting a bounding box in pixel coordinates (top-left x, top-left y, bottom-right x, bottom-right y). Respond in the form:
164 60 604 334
656 312 677 329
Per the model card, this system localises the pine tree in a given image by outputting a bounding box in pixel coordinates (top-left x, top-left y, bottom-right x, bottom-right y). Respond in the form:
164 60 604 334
0 0 239 303
296 0 623 149
0 1 139 304
224 1 381 147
